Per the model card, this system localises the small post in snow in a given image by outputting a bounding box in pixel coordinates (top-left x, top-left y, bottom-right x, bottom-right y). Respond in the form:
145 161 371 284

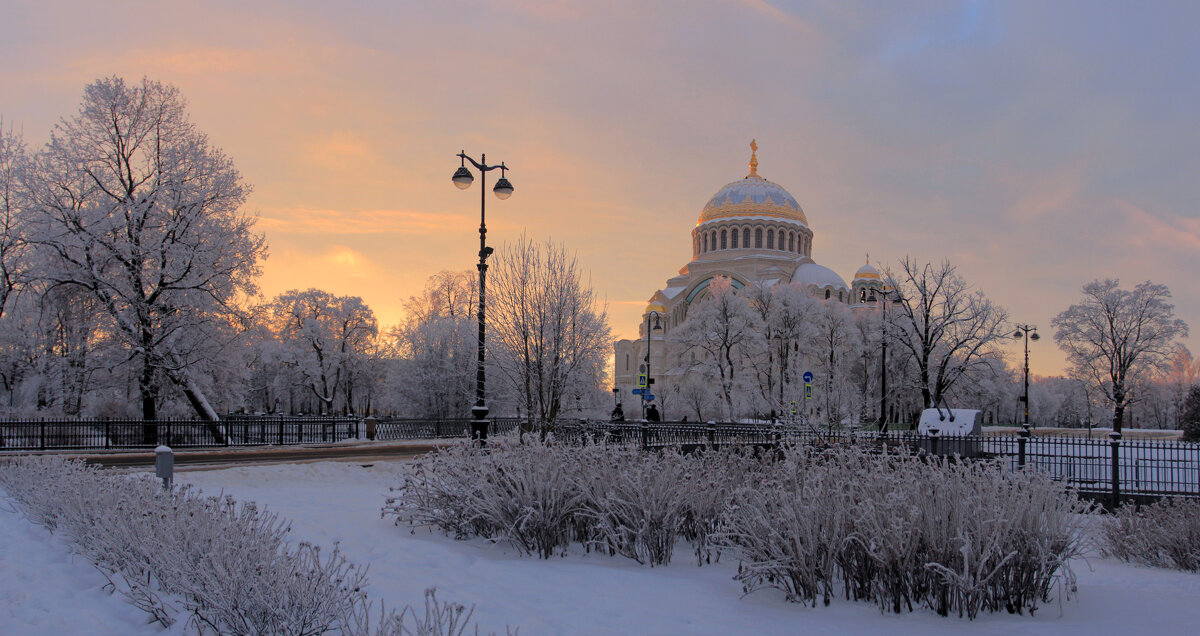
155 445 174 491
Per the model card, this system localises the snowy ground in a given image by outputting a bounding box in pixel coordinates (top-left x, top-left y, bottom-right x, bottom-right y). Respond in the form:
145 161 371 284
4 459 1200 635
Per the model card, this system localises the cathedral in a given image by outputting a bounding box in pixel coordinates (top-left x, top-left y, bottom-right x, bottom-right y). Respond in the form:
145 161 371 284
613 141 884 410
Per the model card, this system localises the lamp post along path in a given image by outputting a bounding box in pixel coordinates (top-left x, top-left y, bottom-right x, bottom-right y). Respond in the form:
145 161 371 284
642 311 663 420
1012 324 1040 435
452 151 513 443
866 288 892 432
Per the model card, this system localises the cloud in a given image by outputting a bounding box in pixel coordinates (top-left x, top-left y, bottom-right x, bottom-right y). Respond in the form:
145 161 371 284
1117 202 1200 252
302 130 379 171
257 207 470 235
319 246 375 277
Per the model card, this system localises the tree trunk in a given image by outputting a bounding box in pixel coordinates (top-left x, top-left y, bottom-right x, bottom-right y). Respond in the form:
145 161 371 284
140 355 158 444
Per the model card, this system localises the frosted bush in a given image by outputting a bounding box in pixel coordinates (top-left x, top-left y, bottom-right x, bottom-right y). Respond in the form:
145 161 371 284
576 448 690 566
675 448 764 565
716 447 1089 618
385 439 1089 619
385 442 498 539
0 456 509 635
387 440 585 558
1102 498 1200 572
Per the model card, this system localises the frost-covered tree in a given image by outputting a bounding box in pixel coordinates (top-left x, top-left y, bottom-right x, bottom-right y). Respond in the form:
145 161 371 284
387 270 477 418
1182 385 1200 442
0 118 30 320
23 77 265 421
886 258 1010 409
806 299 862 429
489 235 611 427
747 282 819 414
268 289 378 415
1053 279 1189 436
671 277 766 420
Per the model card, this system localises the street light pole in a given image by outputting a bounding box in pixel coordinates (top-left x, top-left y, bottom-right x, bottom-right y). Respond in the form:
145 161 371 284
452 151 513 443
1012 324 1040 435
866 288 894 432
642 311 663 420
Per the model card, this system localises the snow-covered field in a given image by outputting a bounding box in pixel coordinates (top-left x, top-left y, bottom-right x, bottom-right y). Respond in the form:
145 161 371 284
4 459 1200 635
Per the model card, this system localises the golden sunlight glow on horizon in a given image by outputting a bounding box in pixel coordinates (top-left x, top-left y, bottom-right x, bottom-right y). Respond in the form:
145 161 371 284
3 1 1198 378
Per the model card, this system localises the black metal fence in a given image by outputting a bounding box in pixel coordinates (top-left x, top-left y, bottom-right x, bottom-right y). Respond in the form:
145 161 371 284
5 416 1195 504
0 416 362 450
0 415 525 451
371 417 522 440
543 421 1200 505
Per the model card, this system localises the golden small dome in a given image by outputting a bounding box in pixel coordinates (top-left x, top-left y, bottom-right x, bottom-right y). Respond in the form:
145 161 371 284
854 257 881 280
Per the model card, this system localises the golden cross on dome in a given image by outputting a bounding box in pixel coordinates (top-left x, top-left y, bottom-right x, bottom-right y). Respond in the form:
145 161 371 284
748 139 759 177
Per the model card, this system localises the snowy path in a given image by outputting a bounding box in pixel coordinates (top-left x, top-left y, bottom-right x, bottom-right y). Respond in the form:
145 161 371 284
3 461 1200 635
0 500 169 636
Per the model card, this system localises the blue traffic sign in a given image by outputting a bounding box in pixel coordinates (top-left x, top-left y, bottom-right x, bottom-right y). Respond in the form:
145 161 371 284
644 395 655 401
632 388 646 395
803 371 814 383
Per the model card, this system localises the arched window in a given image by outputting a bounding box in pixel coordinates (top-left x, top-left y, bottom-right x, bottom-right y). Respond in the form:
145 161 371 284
743 228 750 247
839 291 844 302
702 232 708 253
788 233 795 252
720 229 727 249
767 229 775 249
731 228 739 248
825 289 831 299
625 354 629 371
712 233 718 251
755 228 763 248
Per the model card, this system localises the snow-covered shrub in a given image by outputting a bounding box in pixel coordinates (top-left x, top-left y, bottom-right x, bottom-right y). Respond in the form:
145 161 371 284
469 441 585 558
1101 498 1200 572
385 442 503 539
0 456 510 635
576 448 690 566
387 440 586 558
715 446 857 606
716 446 1088 618
676 448 762 565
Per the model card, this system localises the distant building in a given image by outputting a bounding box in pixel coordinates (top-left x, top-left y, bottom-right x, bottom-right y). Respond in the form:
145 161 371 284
613 141 883 406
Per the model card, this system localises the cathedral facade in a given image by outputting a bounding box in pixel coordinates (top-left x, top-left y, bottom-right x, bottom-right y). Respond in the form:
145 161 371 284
613 142 883 412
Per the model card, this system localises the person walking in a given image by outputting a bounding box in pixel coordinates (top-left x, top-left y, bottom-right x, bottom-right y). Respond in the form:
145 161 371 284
611 403 625 421
646 404 661 422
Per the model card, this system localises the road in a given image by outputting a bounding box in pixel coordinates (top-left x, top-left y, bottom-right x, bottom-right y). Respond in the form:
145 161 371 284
64 440 448 470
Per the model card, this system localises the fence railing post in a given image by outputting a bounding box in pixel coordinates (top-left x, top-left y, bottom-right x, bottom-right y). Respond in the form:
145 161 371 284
641 422 649 451
105 421 111 450
1110 434 1121 509
39 420 45 451
707 422 717 451
1017 428 1029 469
278 416 284 445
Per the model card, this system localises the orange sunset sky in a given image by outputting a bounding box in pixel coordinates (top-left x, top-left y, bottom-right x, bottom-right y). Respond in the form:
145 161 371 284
3 0 1198 376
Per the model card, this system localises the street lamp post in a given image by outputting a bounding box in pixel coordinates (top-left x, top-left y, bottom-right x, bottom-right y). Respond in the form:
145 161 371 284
866 287 896 432
1012 324 1040 435
642 311 663 420
452 151 513 443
